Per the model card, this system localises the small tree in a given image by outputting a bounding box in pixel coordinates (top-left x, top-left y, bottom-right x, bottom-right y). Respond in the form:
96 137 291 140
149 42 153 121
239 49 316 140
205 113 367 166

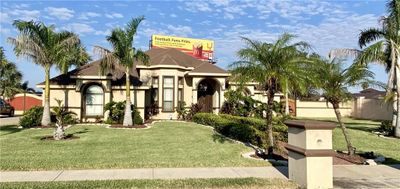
52 99 77 140
314 57 377 155
94 16 149 126
229 33 311 154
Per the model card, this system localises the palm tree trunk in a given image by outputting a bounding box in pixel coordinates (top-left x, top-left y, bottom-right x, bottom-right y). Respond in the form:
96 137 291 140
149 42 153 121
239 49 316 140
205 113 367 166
41 66 51 126
285 86 289 115
266 89 275 155
333 102 355 155
53 123 65 140
123 68 133 126
395 91 400 137
395 56 400 137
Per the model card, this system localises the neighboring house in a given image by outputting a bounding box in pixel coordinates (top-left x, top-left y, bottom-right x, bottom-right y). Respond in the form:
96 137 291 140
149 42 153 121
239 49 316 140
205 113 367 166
7 93 42 115
352 88 392 120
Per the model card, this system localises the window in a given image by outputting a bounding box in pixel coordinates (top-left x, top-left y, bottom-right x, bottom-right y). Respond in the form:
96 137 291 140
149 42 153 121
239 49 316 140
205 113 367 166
85 85 104 116
163 77 174 111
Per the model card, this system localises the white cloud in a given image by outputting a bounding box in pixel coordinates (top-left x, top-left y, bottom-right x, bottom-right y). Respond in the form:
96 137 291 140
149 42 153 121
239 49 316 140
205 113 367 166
94 29 111 36
183 1 212 12
0 12 10 23
170 13 177 18
62 23 94 35
166 25 193 37
105 13 123 19
79 12 101 20
9 9 40 21
45 7 74 20
0 25 11 36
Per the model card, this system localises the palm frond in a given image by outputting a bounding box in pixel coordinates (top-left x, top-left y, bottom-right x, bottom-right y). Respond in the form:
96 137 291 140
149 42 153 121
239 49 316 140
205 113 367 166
358 28 385 48
93 45 119 75
329 48 361 59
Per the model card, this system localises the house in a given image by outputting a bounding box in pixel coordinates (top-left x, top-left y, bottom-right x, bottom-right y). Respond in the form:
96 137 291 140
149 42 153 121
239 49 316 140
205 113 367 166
37 48 281 122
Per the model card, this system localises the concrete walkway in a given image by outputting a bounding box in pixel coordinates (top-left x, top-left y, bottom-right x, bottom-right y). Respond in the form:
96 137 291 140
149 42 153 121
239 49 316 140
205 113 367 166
0 167 288 182
1 165 399 188
0 116 20 126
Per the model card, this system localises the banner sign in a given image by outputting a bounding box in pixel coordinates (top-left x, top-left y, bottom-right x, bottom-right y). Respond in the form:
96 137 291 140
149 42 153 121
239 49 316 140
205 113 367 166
151 34 214 60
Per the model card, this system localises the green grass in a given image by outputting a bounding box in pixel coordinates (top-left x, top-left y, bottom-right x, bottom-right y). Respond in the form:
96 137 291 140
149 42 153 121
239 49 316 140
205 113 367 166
0 121 267 171
0 178 297 189
299 117 400 164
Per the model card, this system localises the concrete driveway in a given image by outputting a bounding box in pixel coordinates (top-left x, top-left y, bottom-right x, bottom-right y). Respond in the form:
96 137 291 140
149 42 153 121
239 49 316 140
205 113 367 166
0 115 20 126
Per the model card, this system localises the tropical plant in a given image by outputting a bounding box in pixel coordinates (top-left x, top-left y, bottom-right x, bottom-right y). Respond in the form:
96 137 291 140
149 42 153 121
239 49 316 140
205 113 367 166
0 47 22 99
19 106 43 128
330 0 400 137
177 101 187 120
104 101 143 125
94 16 149 126
313 57 376 155
8 20 89 126
52 99 77 140
228 33 311 153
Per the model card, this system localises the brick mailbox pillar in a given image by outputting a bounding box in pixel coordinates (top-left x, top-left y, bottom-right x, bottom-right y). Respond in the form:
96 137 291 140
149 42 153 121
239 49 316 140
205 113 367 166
284 120 336 189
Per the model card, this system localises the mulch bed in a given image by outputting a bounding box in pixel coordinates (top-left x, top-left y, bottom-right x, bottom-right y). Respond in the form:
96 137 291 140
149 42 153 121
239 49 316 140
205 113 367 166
335 151 366 165
40 134 79 141
109 124 147 129
251 141 366 165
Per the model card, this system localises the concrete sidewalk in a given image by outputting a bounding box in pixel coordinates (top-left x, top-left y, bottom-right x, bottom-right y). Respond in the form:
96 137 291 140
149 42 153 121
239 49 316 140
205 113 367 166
1 165 399 188
0 167 288 182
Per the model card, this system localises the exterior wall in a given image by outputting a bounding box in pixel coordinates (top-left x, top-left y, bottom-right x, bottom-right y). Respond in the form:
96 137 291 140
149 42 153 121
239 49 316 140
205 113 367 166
46 87 82 119
7 93 42 115
295 100 352 118
229 84 283 104
352 97 392 121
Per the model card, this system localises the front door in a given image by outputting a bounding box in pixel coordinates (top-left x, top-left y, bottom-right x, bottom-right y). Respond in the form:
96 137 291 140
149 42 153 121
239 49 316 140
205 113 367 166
197 80 214 113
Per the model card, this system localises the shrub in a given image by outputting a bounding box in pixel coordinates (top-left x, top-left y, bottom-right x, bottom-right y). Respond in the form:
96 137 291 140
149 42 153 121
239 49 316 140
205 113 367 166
177 101 187 120
104 101 143 124
192 113 285 148
380 120 394 136
186 103 202 121
19 106 43 128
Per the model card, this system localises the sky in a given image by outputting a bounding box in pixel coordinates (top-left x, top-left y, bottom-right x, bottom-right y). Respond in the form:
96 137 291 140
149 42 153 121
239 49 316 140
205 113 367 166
0 0 389 92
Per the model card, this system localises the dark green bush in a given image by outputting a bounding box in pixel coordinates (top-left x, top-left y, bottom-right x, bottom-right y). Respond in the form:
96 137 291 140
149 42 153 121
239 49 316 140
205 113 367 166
104 101 143 125
380 120 394 136
19 106 43 128
192 113 286 148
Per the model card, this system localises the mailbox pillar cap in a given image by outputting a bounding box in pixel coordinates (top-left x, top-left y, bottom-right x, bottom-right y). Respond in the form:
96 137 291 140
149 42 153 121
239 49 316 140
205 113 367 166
285 120 336 130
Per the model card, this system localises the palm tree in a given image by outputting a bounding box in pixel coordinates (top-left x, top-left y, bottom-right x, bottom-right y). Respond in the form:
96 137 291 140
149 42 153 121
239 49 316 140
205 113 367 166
94 16 149 126
20 81 35 113
330 0 400 137
0 47 22 99
229 33 311 153
314 57 376 155
8 20 88 126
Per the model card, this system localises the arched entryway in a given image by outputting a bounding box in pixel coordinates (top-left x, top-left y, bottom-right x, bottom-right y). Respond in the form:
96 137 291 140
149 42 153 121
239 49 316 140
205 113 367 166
83 84 104 117
197 79 219 113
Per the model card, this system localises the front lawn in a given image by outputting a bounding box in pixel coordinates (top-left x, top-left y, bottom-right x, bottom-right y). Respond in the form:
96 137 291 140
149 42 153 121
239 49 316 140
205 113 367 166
0 121 267 171
0 178 297 189
298 117 400 164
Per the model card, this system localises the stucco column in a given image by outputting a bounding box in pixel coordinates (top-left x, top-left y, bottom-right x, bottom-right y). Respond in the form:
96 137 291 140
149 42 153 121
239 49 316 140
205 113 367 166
285 120 336 189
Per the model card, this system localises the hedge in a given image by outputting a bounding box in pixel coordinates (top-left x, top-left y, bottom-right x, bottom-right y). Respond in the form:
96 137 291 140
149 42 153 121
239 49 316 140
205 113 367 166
193 113 287 148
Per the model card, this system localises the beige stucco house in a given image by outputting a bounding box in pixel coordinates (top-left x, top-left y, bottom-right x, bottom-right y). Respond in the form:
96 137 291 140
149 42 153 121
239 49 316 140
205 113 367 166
37 48 279 122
